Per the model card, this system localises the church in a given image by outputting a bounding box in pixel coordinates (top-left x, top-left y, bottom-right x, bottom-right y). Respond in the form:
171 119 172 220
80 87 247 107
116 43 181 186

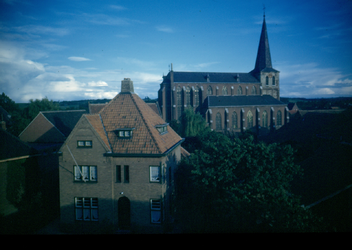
158 16 289 135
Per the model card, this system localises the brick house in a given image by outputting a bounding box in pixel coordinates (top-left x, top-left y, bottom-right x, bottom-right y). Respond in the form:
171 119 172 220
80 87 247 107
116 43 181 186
59 78 185 233
158 16 288 134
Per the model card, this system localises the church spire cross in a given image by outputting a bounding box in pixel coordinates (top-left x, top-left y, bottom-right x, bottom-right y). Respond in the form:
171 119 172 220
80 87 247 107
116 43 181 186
251 13 275 74
263 4 266 18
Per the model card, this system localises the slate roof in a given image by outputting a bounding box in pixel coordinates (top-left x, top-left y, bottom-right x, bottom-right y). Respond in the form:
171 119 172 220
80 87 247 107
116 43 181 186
205 95 286 107
41 110 87 137
89 103 108 114
98 92 183 155
170 71 259 84
0 129 37 160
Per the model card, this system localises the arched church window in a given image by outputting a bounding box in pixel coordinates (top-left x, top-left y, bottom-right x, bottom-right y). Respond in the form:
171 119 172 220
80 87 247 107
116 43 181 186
247 110 253 128
185 86 191 106
207 86 213 95
262 110 268 128
251 86 257 95
277 110 282 126
194 87 200 107
266 76 269 86
216 112 222 131
232 111 238 129
177 87 182 119
237 86 242 95
222 86 228 95
272 76 276 86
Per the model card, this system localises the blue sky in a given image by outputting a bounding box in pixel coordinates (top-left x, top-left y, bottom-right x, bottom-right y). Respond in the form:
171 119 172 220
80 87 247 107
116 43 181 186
1 0 352 103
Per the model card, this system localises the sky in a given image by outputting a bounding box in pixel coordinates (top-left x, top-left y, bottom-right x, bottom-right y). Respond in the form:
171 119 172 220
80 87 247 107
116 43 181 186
1 0 352 103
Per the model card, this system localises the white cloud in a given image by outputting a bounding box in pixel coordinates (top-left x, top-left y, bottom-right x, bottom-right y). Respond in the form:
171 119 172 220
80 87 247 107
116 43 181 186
15 25 70 37
68 56 91 62
109 5 126 11
81 13 143 26
87 80 108 87
278 62 352 98
156 25 174 33
84 91 118 99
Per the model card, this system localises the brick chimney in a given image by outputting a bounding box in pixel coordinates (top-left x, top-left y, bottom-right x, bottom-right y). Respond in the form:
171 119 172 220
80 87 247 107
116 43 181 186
121 78 134 93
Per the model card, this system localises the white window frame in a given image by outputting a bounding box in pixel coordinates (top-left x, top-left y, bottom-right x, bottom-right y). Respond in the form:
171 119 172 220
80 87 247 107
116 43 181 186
150 199 161 224
156 124 168 134
77 140 92 148
118 130 133 138
75 197 98 221
150 166 161 183
74 166 97 182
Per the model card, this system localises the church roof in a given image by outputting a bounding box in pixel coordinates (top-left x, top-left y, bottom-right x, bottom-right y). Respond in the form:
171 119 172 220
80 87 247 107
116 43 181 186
170 71 259 83
251 16 278 74
205 95 285 107
96 79 183 155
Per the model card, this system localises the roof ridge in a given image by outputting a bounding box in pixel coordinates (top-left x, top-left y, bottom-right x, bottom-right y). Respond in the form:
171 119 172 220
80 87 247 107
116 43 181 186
130 94 162 154
98 113 112 152
84 114 111 151
173 71 250 74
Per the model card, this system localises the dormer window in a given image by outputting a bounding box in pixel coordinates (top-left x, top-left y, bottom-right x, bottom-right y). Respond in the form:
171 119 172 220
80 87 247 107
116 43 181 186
155 123 168 135
115 128 135 138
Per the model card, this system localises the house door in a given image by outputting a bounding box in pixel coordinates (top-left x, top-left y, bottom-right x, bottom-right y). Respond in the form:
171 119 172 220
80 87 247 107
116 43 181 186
118 196 131 230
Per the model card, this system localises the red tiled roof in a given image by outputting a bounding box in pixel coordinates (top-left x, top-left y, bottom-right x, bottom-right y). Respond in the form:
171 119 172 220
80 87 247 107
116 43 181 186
89 103 108 114
98 92 182 155
85 114 111 151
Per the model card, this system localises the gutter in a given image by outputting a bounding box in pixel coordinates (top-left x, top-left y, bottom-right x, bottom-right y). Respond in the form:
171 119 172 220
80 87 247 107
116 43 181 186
104 138 185 158
0 151 62 163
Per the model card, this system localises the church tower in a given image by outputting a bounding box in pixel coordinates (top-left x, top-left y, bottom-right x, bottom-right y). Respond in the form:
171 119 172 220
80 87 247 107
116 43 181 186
250 15 280 100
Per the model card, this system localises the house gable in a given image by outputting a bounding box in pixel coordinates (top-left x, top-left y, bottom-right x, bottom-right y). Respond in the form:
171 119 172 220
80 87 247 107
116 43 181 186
19 112 66 143
60 114 111 155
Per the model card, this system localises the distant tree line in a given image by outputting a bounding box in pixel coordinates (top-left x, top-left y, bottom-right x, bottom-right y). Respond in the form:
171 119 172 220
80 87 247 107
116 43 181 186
281 97 352 110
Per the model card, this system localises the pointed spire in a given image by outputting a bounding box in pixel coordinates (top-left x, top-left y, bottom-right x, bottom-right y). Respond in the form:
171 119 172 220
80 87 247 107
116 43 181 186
252 15 274 74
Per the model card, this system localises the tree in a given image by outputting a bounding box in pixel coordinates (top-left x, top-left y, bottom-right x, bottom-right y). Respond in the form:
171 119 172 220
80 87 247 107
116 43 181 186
0 93 60 136
178 108 210 138
25 97 60 121
0 93 31 136
175 130 326 232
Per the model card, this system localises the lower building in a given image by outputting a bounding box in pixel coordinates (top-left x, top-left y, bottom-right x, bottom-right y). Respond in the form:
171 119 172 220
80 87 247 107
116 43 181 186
202 95 289 135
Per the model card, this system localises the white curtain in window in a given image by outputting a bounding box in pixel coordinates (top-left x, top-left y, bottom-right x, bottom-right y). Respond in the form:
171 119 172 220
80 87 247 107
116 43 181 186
90 167 97 181
82 166 89 181
150 166 160 182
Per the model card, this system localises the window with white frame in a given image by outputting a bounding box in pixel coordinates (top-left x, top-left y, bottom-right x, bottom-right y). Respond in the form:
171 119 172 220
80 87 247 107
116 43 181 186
74 165 97 182
77 140 92 148
155 124 168 134
150 199 161 224
115 128 135 138
150 166 160 183
75 197 98 221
